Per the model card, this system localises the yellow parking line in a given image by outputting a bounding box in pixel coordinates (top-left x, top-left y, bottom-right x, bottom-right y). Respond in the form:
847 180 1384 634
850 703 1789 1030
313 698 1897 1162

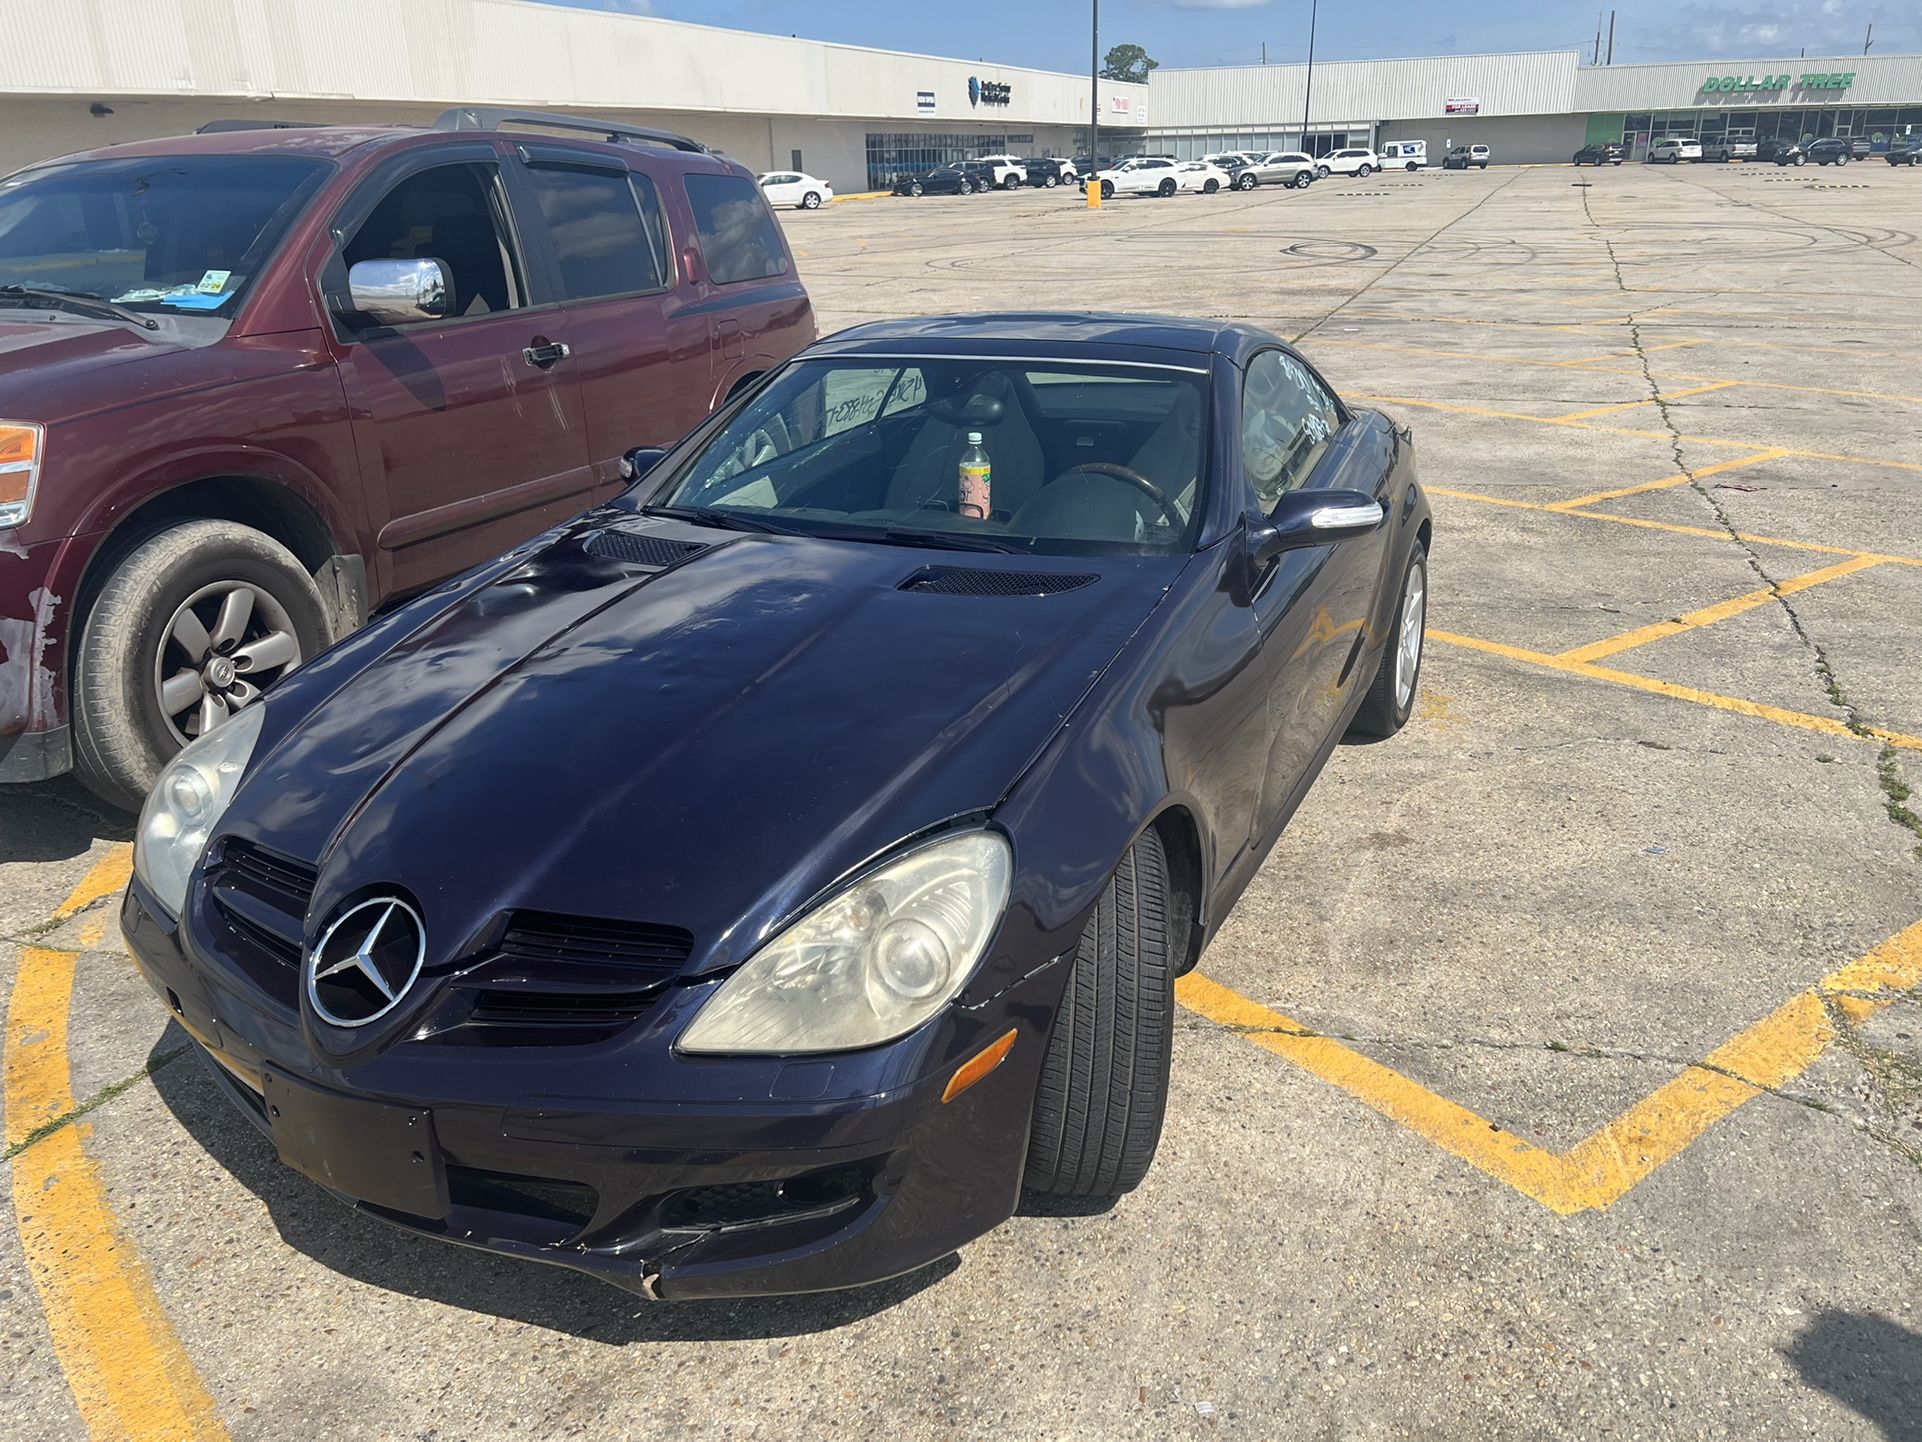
1546 449 1785 510
1555 339 1713 366
4 846 230 1442
1558 555 1889 663
1179 917 1922 1214
1554 380 1743 422
1431 629 1922 751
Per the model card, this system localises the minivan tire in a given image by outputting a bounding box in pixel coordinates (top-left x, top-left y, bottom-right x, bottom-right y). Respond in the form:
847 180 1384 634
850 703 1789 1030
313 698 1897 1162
72 519 331 812
801 191 822 210
1024 826 1175 1200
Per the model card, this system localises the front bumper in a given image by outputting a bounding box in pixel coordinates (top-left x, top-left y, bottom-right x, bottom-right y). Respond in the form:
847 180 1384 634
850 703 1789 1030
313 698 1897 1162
122 877 1062 1300
0 535 69 775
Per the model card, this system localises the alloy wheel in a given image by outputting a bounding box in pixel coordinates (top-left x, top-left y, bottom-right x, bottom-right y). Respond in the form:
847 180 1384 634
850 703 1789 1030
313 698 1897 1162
154 580 302 745
1394 564 1426 711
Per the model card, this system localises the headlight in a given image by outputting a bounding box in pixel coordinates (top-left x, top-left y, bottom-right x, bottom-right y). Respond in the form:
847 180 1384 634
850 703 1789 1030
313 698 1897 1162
133 704 267 917
678 831 1012 1055
0 421 44 529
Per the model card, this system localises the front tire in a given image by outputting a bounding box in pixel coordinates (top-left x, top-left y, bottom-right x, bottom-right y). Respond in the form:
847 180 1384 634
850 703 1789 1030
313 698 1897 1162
1316 164 1331 179
72 519 331 811
1347 544 1428 740
1024 827 1175 1200
909 181 924 196
1236 172 1257 190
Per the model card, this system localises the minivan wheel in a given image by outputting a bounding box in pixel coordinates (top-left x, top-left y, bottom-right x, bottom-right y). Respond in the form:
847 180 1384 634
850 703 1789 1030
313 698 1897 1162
71 519 330 811
801 191 822 210
1024 825 1175 1200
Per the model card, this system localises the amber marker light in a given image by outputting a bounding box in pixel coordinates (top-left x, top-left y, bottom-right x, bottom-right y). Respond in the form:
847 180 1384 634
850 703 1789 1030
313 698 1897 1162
942 1027 1018 1104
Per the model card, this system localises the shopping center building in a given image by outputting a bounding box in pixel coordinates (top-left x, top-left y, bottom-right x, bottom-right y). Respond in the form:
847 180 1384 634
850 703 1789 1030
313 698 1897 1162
1 0 1918 188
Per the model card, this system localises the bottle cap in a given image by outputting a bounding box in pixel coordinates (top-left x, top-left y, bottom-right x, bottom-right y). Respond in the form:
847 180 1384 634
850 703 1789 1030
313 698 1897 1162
966 432 983 444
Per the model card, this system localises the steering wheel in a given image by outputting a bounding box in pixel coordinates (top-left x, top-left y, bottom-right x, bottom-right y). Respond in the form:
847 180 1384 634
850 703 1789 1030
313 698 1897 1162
1053 462 1183 527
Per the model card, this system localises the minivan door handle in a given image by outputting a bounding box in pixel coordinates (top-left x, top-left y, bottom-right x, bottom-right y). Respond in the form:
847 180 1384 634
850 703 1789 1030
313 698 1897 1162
523 339 571 368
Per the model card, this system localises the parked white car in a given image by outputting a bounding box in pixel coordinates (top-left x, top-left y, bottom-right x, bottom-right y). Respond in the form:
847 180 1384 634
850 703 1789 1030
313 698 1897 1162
1647 138 1703 163
1085 157 1183 198
1378 140 1427 171
972 154 1029 188
1319 148 1382 178
1233 151 1319 190
759 171 834 209
1175 160 1235 194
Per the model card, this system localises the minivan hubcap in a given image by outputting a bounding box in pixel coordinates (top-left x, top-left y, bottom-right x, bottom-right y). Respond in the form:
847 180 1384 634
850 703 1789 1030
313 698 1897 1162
155 580 302 744
1395 565 1426 710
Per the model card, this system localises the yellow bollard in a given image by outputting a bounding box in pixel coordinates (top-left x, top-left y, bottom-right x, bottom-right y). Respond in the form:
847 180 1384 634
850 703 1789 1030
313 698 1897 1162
1087 179 1101 210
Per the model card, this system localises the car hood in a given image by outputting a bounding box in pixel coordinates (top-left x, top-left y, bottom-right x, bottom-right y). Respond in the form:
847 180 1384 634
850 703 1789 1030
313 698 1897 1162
0 317 194 419
225 514 1183 978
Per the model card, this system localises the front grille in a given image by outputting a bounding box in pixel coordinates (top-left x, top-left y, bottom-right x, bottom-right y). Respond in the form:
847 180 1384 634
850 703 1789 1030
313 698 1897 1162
445 1166 599 1228
500 911 693 978
217 902 302 970
899 565 1098 597
468 989 661 1026
583 528 710 569
660 1167 867 1231
217 839 318 914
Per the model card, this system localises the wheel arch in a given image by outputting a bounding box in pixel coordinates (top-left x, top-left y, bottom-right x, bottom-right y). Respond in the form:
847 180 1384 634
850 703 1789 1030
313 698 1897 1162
1143 801 1208 976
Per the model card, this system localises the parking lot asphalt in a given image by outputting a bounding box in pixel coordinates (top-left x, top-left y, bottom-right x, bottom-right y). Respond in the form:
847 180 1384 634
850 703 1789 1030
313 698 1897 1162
4 163 1921 1440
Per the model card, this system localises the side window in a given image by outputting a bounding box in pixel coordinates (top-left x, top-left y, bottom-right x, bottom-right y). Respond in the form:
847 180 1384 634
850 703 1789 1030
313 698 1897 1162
522 163 667 300
342 163 523 318
1241 350 1343 508
683 174 788 285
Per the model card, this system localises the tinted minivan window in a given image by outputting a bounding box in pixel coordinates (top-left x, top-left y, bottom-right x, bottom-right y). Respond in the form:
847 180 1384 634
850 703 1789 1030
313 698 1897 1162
684 174 788 285
524 165 667 300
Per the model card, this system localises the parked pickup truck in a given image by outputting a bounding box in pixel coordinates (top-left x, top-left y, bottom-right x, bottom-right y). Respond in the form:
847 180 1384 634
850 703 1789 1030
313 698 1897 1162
1702 138 1759 162
0 108 814 807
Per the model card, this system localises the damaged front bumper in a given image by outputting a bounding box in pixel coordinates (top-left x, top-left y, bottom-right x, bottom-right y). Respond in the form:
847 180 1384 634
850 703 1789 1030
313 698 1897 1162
0 535 70 782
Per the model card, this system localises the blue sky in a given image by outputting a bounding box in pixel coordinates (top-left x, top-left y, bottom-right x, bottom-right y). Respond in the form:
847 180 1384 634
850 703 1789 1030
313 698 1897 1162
538 0 1915 67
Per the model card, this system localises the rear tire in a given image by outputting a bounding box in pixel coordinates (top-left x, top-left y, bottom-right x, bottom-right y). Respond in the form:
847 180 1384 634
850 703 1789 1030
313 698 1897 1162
1024 827 1175 1199
1347 544 1428 741
1405 162 1418 171
72 519 331 811
1357 163 1373 178
1157 178 1176 197
801 191 821 210
1203 178 1220 194
1292 172 1313 189
1045 173 1059 187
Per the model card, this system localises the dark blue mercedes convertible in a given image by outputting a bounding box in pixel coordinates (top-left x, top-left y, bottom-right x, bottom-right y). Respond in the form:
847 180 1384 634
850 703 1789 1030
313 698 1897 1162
123 314 1431 1300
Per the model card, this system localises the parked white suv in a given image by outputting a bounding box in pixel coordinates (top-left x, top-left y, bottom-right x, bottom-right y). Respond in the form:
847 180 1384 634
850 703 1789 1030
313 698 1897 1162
1647 138 1703 164
1319 148 1382 178
1084 157 1182 198
973 154 1029 188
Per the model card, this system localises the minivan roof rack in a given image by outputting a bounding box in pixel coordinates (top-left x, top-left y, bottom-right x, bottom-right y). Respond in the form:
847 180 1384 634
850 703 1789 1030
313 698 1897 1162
195 119 324 133
432 107 710 154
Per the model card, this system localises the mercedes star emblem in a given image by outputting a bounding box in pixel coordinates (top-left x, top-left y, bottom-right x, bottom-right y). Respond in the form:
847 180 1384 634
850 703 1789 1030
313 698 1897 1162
306 897 427 1028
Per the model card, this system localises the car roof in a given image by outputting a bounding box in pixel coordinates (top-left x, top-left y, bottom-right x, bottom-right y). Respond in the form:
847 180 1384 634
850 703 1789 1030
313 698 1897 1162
811 312 1280 364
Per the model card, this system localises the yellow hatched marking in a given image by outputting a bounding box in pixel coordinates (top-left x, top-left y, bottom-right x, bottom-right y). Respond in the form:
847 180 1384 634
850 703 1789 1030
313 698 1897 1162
1554 380 1743 422
1546 449 1785 511
1177 918 1922 1214
1558 556 1889 663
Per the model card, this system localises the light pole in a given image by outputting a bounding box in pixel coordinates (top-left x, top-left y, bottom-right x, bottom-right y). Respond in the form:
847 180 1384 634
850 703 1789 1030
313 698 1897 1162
1088 0 1101 208
1301 0 1318 154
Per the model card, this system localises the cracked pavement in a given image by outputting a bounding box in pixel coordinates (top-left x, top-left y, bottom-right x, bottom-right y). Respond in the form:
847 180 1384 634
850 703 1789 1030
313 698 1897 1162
4 164 1922 1439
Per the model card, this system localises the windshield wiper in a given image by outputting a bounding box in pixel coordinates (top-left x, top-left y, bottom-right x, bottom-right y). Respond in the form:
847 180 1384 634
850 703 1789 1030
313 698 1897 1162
639 504 791 535
0 284 159 331
879 526 1027 554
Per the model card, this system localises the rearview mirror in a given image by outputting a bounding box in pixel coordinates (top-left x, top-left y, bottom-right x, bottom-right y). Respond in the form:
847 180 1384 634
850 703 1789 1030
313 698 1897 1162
345 257 450 326
1245 489 1385 565
620 446 668 481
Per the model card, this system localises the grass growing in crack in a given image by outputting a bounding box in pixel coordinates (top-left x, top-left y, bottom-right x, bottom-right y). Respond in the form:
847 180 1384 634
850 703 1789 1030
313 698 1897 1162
0 1046 187 1162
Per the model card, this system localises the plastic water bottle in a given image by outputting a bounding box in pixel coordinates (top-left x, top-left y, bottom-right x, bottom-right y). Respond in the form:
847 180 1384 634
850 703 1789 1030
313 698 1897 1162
958 432 992 520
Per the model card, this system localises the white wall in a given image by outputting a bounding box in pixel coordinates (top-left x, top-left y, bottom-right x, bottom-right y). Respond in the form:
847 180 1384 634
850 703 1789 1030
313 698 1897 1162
1377 113 1588 165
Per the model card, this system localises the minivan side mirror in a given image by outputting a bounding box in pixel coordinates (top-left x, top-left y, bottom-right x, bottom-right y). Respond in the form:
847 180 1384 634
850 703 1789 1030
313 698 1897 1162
620 446 668 481
1244 489 1385 565
345 257 450 327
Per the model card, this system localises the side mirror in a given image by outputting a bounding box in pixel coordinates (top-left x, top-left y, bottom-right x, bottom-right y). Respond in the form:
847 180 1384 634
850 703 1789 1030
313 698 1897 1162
1245 489 1384 565
619 446 668 481
345 257 450 326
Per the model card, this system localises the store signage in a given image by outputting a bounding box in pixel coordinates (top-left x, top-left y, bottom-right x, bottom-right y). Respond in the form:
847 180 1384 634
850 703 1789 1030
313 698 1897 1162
1110 95 1131 114
1444 97 1481 114
1699 71 1854 94
968 77 1012 107
916 90 935 112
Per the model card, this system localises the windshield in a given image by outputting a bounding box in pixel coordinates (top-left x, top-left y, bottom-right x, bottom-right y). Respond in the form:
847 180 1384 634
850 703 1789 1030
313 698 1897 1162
0 155 328 316
649 357 1209 556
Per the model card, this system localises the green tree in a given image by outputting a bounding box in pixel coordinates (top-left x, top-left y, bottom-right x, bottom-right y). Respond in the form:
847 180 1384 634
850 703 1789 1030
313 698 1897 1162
1100 43 1158 85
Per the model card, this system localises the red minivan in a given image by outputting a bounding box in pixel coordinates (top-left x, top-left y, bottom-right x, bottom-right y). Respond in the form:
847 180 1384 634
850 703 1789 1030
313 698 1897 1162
0 109 814 807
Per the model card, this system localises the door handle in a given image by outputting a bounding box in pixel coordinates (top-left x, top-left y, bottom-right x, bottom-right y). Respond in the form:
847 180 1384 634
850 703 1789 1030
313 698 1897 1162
523 340 570 368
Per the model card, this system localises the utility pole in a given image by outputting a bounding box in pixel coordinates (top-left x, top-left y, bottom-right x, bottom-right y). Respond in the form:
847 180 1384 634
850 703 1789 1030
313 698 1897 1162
1261 41 1267 65
1864 23 1873 54
1593 13 1601 65
1605 9 1615 65
1302 0 1319 152
1088 0 1101 208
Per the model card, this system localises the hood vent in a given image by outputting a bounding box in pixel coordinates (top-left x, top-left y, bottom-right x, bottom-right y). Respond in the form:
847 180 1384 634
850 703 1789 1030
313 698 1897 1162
584 527 711 569
899 566 1098 598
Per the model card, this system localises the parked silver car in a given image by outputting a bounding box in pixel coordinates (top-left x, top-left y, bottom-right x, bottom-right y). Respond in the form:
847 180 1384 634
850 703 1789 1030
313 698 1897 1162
1230 150 1319 191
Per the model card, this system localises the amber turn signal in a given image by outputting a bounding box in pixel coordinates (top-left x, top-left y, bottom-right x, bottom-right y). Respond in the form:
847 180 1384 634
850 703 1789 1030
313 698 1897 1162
0 422 44 529
941 1027 1018 1104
